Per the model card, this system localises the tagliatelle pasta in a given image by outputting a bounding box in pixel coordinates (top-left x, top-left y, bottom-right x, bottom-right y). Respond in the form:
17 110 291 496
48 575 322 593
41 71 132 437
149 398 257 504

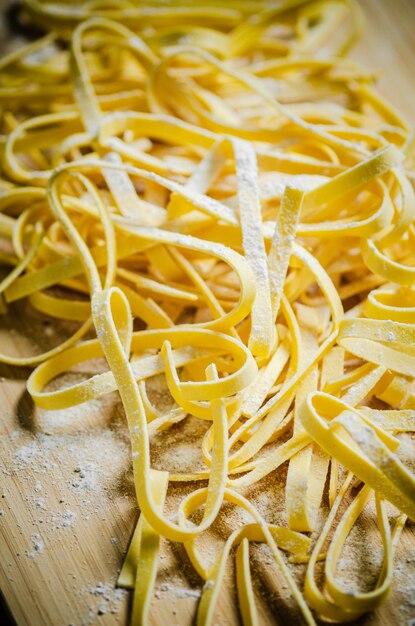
1 0 415 624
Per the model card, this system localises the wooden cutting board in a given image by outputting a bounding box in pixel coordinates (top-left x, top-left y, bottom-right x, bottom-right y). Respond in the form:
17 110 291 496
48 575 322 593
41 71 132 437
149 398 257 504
1 1 415 625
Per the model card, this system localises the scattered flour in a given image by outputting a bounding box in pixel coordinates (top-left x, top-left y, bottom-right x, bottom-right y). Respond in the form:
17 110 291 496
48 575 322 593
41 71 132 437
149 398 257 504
26 533 44 559
158 583 202 599
81 582 128 619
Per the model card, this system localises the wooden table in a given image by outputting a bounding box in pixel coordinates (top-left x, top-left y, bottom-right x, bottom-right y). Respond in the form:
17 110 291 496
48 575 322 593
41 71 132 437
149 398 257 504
1 1 415 625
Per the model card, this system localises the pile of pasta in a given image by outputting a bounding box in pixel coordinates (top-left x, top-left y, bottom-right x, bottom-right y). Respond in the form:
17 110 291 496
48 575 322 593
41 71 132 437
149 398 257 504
1 0 415 624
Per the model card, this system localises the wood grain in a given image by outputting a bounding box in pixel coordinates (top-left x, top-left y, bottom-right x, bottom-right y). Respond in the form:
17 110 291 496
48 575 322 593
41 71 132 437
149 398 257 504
0 2 415 625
